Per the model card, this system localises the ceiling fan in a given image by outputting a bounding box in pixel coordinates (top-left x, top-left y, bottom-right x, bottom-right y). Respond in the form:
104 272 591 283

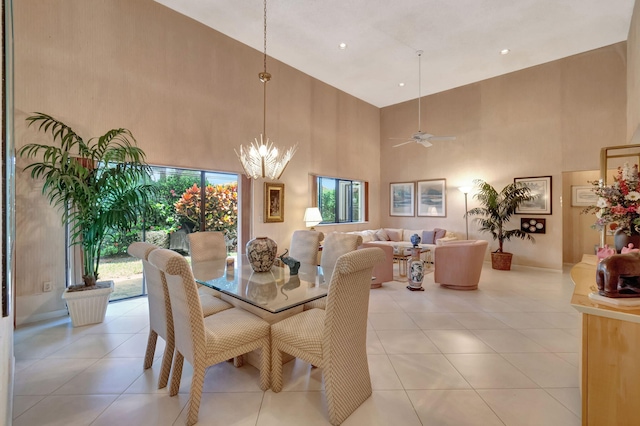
392 50 456 148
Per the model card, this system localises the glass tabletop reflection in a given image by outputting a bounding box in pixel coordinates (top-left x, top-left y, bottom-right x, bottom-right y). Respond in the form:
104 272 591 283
192 256 328 313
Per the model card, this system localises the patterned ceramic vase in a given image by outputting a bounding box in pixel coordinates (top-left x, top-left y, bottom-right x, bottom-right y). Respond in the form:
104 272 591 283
409 248 425 288
246 236 278 272
410 233 421 248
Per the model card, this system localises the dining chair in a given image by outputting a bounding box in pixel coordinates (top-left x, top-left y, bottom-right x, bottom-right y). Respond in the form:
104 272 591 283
271 247 385 425
289 230 324 265
305 232 363 310
148 248 271 426
127 242 233 389
188 231 227 297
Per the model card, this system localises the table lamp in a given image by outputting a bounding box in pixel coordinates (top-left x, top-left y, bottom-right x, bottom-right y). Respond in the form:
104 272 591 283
303 207 323 230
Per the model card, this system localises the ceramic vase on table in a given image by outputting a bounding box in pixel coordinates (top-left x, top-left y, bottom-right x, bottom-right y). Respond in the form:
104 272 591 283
408 248 425 290
614 228 640 253
246 236 278 272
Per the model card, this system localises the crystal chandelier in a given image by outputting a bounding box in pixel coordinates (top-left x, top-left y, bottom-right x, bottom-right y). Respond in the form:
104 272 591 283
235 0 297 180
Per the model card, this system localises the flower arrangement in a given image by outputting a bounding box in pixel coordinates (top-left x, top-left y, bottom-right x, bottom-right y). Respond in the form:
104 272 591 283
584 163 640 235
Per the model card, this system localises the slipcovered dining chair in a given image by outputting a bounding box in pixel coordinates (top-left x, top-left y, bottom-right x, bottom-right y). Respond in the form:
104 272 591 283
148 248 271 426
127 242 232 389
289 230 324 265
271 247 385 425
188 231 228 297
305 232 363 310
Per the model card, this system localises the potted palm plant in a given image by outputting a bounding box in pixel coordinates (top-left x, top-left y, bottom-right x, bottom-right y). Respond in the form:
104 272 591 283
19 112 155 325
466 179 536 270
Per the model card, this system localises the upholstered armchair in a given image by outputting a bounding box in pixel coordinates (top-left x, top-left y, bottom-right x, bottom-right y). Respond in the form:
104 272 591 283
434 240 488 290
360 242 393 287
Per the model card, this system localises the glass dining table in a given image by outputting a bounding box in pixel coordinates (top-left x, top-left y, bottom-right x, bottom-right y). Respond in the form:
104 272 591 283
192 256 329 315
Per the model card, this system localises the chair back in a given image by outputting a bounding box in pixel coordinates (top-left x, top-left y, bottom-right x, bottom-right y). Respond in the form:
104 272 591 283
322 247 384 420
128 242 169 338
320 232 363 278
149 248 206 365
188 231 227 263
289 230 324 265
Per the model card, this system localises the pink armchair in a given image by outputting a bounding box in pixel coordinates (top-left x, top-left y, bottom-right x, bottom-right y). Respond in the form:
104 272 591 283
434 240 488 290
360 242 393 288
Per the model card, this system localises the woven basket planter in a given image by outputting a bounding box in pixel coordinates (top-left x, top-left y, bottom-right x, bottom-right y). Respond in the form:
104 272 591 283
62 281 114 327
491 252 513 271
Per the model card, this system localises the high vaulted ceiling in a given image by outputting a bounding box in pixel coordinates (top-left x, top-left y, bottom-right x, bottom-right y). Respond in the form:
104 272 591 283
155 0 635 108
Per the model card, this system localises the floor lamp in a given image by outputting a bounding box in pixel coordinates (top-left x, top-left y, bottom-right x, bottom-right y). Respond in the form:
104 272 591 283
458 186 472 240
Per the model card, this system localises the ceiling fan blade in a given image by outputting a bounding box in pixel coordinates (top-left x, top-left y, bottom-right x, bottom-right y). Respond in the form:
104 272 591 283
389 137 411 140
417 140 433 148
392 140 414 148
428 136 456 141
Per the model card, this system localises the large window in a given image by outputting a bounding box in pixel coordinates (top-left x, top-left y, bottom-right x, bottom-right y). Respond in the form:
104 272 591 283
91 166 238 301
317 176 365 224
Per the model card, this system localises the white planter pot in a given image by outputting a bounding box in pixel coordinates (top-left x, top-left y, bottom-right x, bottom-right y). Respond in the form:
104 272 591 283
62 281 114 327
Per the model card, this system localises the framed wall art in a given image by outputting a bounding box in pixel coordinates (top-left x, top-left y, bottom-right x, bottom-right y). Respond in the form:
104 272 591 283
417 179 446 217
514 176 552 214
264 182 285 223
572 185 598 207
390 182 415 216
521 218 546 234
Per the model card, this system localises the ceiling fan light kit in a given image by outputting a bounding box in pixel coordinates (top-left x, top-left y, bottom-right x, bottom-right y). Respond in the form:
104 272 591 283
392 50 456 149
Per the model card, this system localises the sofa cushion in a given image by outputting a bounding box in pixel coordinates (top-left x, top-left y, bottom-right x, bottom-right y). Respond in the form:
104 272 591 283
434 228 447 241
375 228 390 241
422 230 435 244
386 229 402 242
403 229 423 242
350 230 375 243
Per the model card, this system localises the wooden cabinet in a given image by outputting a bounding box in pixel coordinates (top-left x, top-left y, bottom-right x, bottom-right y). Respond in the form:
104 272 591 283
571 256 640 425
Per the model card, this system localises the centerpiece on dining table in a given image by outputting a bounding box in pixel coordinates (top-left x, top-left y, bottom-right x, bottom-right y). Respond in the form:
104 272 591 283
246 236 278 272
583 162 640 253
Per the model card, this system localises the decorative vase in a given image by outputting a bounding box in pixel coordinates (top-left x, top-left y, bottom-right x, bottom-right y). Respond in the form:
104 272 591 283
408 248 425 289
614 228 640 254
410 233 421 248
246 236 277 272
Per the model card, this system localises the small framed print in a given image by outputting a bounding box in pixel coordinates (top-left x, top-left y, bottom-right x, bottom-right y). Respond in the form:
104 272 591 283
521 218 546 234
514 176 552 215
264 182 284 223
417 179 446 217
572 185 598 207
390 182 415 216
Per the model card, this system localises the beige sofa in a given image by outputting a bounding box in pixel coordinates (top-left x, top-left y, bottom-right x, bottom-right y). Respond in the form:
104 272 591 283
347 228 457 253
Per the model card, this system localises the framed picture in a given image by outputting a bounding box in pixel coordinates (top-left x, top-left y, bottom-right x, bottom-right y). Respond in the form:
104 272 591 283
521 218 546 234
514 176 552 215
390 182 415 216
417 179 447 217
264 182 284 223
572 185 598 207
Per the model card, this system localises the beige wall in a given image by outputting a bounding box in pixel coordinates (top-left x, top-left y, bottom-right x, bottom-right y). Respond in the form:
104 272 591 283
629 0 640 143
13 0 380 323
381 44 627 269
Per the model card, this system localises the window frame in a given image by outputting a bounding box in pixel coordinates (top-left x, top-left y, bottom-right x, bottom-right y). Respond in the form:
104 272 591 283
314 174 368 225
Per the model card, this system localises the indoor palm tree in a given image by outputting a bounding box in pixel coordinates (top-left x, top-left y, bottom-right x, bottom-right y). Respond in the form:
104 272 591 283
19 112 155 288
466 179 536 270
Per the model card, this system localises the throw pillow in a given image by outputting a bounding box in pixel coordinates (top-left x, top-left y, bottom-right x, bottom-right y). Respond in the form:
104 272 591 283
387 229 401 241
422 230 435 244
375 228 390 241
404 229 423 242
434 228 447 241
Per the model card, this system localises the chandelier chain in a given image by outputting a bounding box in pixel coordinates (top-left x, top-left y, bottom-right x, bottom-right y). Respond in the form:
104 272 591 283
263 0 267 73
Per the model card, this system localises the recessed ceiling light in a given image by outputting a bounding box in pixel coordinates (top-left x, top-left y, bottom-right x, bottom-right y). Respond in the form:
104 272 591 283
398 82 405 87
339 42 347 50
500 49 510 55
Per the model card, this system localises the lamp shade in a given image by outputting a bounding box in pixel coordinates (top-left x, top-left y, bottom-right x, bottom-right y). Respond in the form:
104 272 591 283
303 207 323 228
458 186 472 194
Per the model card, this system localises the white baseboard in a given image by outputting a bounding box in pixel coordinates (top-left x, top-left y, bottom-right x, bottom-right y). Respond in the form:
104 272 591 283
16 309 68 326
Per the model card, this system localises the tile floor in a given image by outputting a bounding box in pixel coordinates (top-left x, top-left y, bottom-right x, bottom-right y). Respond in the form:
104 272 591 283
12 263 581 426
